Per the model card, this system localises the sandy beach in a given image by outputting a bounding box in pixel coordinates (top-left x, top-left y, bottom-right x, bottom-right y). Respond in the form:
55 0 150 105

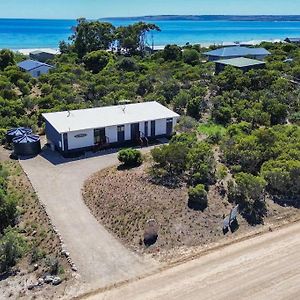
11 39 283 55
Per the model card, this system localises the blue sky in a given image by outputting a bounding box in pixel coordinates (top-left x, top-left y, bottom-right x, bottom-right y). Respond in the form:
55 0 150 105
0 0 299 19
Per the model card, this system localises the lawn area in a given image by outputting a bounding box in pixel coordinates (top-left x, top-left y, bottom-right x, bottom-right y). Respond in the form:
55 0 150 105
198 122 226 137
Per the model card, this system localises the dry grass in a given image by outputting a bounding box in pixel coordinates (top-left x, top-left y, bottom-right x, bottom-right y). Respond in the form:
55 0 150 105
83 161 300 260
0 160 74 299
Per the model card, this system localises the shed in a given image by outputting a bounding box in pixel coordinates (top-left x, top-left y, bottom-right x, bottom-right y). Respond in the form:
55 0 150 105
215 57 266 74
17 59 53 78
204 46 271 61
43 101 179 154
29 50 56 62
13 134 41 156
6 127 32 143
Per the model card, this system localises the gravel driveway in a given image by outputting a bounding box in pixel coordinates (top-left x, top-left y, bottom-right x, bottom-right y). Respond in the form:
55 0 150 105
20 148 156 289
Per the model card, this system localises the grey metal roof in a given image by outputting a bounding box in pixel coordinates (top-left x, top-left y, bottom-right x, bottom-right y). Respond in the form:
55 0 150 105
204 46 271 58
215 57 266 68
17 59 52 71
43 101 180 134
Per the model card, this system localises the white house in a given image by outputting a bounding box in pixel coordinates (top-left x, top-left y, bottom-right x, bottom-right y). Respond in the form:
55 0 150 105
43 101 180 155
17 59 53 78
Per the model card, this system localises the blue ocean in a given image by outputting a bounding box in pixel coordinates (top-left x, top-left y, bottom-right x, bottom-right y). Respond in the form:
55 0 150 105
1 18 300 49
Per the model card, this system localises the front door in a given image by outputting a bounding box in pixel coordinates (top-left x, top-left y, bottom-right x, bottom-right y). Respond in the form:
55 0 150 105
94 128 106 144
131 123 140 140
166 118 173 136
117 125 125 143
144 121 148 137
63 133 68 152
151 120 156 137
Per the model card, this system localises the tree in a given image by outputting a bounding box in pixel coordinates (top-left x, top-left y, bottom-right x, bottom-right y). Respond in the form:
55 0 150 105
151 142 189 175
116 22 160 55
116 57 137 71
187 142 216 186
172 90 191 114
188 184 208 210
159 80 180 103
187 97 201 119
0 49 15 71
70 18 115 58
118 148 143 167
182 49 200 66
261 159 300 200
163 45 182 61
228 173 267 225
83 50 111 73
175 116 198 132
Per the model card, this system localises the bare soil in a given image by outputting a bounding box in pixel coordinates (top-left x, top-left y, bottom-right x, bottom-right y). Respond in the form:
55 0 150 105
83 161 300 262
0 159 75 299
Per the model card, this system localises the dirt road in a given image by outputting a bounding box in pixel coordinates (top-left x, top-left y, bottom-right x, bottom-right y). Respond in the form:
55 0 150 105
85 221 300 300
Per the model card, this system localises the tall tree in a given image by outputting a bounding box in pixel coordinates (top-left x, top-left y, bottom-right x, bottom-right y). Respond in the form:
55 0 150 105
71 18 115 57
115 22 160 55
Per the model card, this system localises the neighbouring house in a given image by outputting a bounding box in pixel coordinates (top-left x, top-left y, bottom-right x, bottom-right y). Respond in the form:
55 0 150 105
214 57 266 74
17 59 53 78
43 101 180 155
29 49 58 62
284 37 300 44
204 46 271 61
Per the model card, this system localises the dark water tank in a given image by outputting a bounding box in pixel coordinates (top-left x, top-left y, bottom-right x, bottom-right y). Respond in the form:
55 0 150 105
13 134 41 156
6 127 32 143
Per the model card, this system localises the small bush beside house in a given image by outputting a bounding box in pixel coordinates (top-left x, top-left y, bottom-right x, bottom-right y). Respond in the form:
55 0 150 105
118 148 143 167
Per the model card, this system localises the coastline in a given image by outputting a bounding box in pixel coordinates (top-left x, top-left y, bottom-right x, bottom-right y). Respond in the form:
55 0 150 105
10 38 283 55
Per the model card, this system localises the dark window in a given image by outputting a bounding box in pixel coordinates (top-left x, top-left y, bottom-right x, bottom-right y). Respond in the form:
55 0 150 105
144 122 148 137
63 133 68 152
131 123 140 140
117 125 125 142
166 118 173 136
94 128 106 144
151 121 156 137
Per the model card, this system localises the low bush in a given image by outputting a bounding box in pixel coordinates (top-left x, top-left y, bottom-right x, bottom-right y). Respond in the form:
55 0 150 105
0 227 27 273
118 148 143 167
188 184 208 211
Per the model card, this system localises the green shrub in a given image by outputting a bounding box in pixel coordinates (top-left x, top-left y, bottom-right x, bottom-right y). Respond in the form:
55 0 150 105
0 227 27 273
188 184 208 211
118 148 142 167
228 173 267 225
182 49 200 66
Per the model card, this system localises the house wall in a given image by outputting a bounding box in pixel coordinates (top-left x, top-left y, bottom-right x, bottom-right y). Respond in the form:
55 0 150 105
45 120 62 150
54 116 179 153
29 65 52 78
67 129 94 150
215 62 265 74
105 126 118 143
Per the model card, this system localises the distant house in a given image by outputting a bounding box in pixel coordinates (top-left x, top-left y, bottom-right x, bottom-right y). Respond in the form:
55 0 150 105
204 46 271 61
17 59 53 78
284 38 300 44
215 57 266 74
29 50 56 62
43 101 179 155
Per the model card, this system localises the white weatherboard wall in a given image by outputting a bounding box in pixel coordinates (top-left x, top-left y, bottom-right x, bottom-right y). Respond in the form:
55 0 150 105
155 119 167 135
106 126 118 143
67 129 94 150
